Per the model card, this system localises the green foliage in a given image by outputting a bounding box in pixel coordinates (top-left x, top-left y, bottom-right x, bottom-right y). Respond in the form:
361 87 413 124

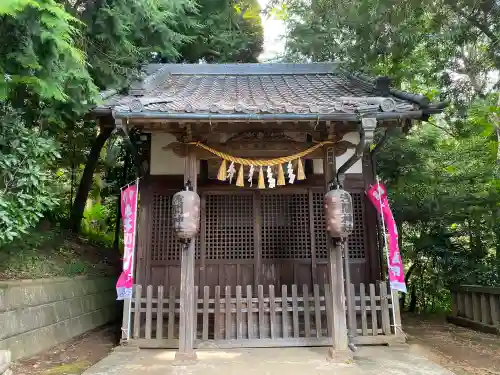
275 0 500 312
179 0 264 63
0 228 118 279
75 0 198 89
0 108 61 245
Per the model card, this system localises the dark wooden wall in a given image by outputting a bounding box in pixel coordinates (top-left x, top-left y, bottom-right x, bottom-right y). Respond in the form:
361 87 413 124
135 175 380 293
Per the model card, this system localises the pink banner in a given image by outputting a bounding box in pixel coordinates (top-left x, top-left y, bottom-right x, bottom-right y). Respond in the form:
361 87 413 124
116 183 138 300
367 183 407 293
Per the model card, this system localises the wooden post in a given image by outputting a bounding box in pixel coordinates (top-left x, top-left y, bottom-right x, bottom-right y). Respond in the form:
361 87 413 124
323 146 352 361
175 148 198 363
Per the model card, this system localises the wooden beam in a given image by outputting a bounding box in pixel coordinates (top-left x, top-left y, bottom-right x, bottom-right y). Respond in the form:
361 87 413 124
323 146 352 362
175 148 198 363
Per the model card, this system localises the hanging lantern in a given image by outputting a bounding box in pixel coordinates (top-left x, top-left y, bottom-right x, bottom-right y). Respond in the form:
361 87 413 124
171 180 200 242
324 188 354 238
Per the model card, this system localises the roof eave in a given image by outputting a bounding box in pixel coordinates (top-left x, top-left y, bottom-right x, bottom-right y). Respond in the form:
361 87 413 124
109 110 428 122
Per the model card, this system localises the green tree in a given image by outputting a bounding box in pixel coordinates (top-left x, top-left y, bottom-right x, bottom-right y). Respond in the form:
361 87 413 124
275 0 500 309
179 0 264 63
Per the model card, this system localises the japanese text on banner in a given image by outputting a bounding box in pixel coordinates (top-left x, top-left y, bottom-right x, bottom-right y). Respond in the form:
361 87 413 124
116 184 138 300
367 182 407 293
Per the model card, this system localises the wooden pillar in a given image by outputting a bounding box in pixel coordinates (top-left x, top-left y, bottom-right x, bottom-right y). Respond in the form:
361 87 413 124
175 148 198 363
323 146 352 361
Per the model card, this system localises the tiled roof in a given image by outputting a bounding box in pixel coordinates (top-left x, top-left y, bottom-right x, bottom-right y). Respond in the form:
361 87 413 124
97 63 426 116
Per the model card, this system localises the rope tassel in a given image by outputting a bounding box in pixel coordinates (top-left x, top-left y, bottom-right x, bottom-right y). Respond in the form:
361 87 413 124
277 164 285 186
236 164 244 187
297 158 305 180
217 159 227 181
258 167 265 189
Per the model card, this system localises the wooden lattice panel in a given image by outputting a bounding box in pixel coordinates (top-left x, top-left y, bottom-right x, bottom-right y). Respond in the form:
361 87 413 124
151 193 199 261
261 193 311 259
313 191 365 260
151 193 181 261
313 191 328 260
349 193 366 259
205 194 254 260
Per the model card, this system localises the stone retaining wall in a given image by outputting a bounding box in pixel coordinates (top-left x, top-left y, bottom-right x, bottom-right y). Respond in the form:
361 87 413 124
0 277 119 360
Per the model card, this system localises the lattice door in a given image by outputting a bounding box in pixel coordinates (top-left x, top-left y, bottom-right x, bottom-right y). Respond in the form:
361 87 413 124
260 192 311 259
204 193 254 260
150 192 199 261
312 190 366 260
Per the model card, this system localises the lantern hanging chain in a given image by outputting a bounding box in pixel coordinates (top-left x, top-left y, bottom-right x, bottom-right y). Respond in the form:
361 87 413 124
376 175 405 338
187 140 337 167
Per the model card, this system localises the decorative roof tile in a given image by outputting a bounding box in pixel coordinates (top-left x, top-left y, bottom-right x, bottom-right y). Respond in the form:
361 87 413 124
96 63 425 116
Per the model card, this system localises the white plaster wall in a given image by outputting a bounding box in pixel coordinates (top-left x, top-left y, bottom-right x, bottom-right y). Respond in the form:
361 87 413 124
313 132 362 174
149 132 186 175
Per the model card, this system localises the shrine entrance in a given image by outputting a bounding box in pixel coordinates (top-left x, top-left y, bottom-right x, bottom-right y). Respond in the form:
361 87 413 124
92 62 444 354
126 182 402 349
144 186 370 291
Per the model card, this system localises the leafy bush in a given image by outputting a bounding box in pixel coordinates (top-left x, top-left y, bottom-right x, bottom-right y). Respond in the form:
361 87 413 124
0 109 60 245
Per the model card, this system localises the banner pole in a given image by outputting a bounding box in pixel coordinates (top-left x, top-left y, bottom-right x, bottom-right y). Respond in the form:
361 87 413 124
375 176 399 334
126 177 140 341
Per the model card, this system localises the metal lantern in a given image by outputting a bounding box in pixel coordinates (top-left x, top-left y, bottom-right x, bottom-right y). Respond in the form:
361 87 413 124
171 181 200 242
324 188 354 238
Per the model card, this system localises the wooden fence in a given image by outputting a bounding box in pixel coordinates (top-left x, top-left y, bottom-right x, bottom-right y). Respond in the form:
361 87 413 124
128 281 404 348
448 285 500 335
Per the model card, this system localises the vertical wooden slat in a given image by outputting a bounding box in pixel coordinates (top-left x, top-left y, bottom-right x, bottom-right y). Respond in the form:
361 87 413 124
392 290 403 337
490 294 499 326
369 283 378 336
254 193 261 286
225 285 231 340
480 293 489 324
472 292 481 322
269 285 276 339
359 283 368 336
177 150 197 357
121 295 131 341
379 281 391 336
202 286 209 341
193 285 199 340
313 284 322 338
324 284 333 337
308 189 318 285
214 286 221 340
456 291 464 316
465 292 473 320
199 194 207 287
282 285 289 339
236 286 243 339
348 283 357 337
247 285 253 339
258 285 265 339
303 284 311 338
292 284 299 338
167 285 175 340
133 285 142 339
156 285 164 340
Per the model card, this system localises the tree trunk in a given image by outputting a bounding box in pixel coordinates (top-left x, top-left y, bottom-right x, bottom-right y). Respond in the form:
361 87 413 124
409 284 417 313
70 126 113 232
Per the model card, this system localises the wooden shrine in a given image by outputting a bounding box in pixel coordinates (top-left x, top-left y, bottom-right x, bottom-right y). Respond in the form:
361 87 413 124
93 63 444 360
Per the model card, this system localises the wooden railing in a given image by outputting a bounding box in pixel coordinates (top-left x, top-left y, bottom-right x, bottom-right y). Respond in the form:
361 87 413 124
448 285 500 335
128 281 404 348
